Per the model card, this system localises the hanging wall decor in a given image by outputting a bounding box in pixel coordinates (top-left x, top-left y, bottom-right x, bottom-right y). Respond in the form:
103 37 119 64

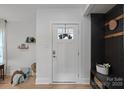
26 37 36 43
105 13 124 31
108 20 118 30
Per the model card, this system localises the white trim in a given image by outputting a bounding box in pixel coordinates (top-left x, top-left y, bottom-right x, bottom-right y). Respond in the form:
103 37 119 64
83 4 94 16
78 22 81 83
4 21 8 75
36 77 52 84
78 78 90 84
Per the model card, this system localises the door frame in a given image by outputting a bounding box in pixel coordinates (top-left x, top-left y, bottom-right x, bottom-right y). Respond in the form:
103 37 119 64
50 21 81 83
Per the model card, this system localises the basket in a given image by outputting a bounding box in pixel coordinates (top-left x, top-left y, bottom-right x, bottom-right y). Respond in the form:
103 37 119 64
96 64 109 75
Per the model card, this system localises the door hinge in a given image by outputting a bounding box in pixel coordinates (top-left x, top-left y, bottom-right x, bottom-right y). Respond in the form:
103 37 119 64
78 52 79 56
78 74 79 78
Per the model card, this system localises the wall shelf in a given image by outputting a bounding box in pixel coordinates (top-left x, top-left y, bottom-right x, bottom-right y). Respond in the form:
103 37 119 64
18 43 29 49
105 13 124 26
104 31 124 39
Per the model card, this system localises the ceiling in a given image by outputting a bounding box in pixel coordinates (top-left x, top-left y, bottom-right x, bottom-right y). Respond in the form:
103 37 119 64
0 4 87 22
0 4 116 22
0 4 87 9
89 4 116 13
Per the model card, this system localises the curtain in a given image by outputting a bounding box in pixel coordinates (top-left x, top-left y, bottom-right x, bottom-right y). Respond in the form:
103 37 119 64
0 19 7 72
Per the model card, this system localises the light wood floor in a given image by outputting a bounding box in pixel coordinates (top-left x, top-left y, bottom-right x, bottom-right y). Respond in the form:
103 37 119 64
0 76 92 89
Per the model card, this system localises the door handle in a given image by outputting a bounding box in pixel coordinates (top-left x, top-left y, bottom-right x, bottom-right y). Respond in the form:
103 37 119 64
53 55 56 58
52 50 56 58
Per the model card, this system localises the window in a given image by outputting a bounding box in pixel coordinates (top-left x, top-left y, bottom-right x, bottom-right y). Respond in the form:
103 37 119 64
0 19 6 64
0 32 3 64
57 27 74 40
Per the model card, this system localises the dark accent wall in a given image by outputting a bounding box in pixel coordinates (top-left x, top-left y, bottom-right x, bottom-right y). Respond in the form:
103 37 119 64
91 4 124 88
105 4 124 79
91 14 105 70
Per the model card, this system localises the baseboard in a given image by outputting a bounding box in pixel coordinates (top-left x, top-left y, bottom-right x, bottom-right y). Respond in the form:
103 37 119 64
36 77 90 84
36 77 51 84
78 78 90 84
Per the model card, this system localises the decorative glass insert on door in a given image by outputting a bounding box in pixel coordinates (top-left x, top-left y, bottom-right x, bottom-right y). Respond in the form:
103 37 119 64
57 27 74 40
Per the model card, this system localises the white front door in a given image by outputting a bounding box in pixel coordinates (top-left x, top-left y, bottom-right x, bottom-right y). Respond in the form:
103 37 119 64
52 23 79 83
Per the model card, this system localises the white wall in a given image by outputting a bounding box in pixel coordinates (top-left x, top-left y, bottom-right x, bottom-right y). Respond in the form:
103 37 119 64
0 5 36 75
6 20 36 75
80 15 91 83
0 5 91 83
36 8 91 84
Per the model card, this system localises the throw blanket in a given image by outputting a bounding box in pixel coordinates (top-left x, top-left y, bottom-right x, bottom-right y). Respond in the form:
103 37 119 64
11 70 24 84
11 68 30 86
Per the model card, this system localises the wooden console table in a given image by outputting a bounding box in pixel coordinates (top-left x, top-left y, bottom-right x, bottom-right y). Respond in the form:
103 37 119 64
0 64 4 80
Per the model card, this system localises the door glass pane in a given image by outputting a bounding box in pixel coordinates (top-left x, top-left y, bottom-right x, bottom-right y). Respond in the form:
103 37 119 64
57 27 65 39
57 27 74 40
